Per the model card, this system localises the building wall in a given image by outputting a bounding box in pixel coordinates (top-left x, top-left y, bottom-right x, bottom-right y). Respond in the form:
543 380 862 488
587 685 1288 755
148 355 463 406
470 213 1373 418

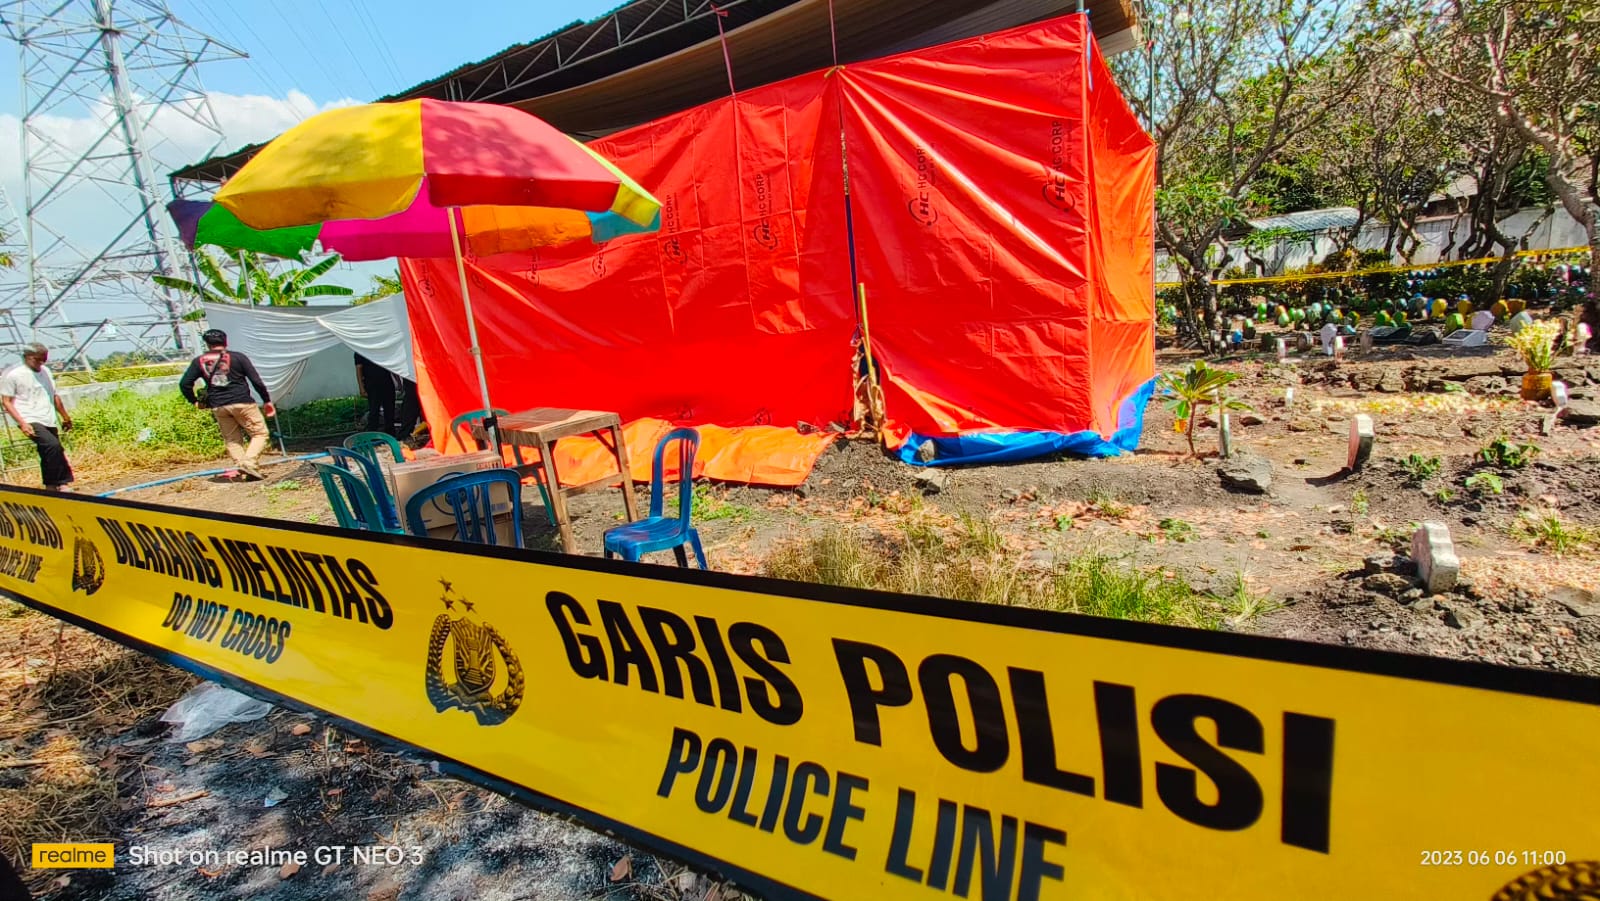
1156 206 1588 283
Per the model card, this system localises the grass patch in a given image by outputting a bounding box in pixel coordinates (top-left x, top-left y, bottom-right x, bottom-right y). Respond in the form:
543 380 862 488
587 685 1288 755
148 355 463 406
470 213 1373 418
765 518 1228 628
0 612 194 886
275 396 365 439
1087 489 1132 519
1514 512 1595 555
64 389 223 469
697 487 755 522
58 391 366 478
1157 518 1195 542
1350 488 1369 516
1464 472 1504 496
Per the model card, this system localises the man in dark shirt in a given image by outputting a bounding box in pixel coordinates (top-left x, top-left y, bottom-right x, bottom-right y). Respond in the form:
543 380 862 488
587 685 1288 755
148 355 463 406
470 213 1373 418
179 329 275 480
354 352 397 436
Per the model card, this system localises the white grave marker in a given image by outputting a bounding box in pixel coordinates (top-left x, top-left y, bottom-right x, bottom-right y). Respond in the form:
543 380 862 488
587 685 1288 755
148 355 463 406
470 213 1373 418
1348 414 1375 470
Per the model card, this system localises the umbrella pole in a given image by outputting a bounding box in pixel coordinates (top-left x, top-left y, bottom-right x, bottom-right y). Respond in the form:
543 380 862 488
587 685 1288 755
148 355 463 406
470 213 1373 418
446 207 499 452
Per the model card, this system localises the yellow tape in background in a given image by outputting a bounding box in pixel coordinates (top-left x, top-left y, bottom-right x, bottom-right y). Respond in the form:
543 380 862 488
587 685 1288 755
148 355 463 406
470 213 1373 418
1156 244 1590 289
0 486 1595 901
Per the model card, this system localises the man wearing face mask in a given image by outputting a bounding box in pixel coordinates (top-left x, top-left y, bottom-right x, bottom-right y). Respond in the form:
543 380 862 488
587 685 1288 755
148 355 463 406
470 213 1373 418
179 329 275 481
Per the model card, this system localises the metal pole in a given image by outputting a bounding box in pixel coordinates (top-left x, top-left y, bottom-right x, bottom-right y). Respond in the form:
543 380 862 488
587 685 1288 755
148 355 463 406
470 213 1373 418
17 36 39 343
94 0 189 352
446 207 499 450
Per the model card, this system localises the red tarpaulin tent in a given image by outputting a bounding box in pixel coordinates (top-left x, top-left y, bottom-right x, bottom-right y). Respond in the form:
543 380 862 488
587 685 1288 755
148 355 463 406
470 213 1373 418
401 13 1155 485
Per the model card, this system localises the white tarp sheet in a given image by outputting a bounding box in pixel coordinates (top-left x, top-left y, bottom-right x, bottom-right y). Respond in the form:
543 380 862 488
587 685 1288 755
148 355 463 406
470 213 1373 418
200 297 413 407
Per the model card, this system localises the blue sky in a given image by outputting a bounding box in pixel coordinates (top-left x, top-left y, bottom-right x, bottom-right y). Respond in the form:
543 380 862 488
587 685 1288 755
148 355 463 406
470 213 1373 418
2 0 627 117
0 0 628 334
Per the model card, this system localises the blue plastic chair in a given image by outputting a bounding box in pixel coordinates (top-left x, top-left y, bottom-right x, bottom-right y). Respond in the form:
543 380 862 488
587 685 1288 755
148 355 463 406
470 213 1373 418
314 463 401 533
344 430 405 465
450 408 556 526
404 469 524 548
603 428 706 568
327 446 401 532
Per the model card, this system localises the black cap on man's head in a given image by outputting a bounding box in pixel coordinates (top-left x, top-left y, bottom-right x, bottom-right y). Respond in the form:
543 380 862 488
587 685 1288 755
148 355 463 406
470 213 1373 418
202 329 227 348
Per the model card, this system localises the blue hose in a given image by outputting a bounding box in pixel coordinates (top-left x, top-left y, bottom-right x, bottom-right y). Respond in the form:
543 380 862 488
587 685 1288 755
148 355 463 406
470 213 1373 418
97 451 331 497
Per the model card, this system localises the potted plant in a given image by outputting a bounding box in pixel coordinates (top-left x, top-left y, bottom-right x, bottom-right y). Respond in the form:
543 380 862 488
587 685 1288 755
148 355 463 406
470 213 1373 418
1506 319 1560 401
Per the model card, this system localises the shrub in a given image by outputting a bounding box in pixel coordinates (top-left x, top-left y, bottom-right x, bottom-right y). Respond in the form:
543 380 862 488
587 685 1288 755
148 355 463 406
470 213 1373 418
65 390 222 465
1478 437 1538 469
764 523 1238 628
1400 454 1441 483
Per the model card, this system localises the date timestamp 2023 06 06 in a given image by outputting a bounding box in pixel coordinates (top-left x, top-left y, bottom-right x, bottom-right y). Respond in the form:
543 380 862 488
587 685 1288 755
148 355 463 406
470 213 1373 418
1420 850 1569 867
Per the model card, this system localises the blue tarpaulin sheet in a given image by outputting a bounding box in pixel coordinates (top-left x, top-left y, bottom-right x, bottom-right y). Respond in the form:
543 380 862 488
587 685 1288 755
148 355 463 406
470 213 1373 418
895 378 1155 467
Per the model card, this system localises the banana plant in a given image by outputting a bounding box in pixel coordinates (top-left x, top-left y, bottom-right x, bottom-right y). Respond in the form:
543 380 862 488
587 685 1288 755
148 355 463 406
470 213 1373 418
154 248 354 307
1158 360 1253 457
354 270 403 305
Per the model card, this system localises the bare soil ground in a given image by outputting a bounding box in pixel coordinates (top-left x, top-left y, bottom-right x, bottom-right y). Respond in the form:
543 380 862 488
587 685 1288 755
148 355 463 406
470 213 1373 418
3 339 1598 900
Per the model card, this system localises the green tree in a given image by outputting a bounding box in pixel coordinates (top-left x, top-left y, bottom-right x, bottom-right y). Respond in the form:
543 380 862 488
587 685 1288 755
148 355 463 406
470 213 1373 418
1113 0 1385 352
154 248 354 307
1419 0 1597 268
1289 47 1464 261
1416 0 1598 339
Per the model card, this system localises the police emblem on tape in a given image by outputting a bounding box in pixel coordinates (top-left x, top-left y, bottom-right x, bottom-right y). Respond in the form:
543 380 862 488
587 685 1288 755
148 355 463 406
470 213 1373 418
70 524 104 596
425 579 523 725
1492 861 1599 901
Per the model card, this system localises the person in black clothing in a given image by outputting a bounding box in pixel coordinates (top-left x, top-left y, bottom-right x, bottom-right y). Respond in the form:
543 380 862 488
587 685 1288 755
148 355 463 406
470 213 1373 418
178 329 274 480
354 352 401 436
398 375 421 439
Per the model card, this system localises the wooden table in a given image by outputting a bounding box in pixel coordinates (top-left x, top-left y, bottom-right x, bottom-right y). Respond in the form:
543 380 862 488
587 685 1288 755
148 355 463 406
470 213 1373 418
473 408 639 553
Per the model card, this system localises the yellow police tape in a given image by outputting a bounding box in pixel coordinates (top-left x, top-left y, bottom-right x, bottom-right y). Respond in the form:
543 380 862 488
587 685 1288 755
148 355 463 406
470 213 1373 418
1156 244 1591 290
0 485 1595 901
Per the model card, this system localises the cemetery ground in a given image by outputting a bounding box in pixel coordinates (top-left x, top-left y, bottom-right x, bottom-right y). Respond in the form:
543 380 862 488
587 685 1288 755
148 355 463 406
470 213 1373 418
2 341 1598 900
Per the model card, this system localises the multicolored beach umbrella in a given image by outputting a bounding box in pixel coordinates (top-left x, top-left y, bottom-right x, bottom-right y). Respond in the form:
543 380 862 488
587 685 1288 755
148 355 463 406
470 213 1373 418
202 99 662 423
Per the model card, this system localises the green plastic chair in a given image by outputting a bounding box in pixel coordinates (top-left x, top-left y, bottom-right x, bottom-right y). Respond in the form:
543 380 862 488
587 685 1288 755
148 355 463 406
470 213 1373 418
314 463 401 533
344 430 405 465
450 408 510 451
448 408 556 526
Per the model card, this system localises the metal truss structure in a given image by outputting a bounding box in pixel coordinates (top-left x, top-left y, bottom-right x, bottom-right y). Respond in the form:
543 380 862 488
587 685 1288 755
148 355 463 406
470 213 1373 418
0 0 242 367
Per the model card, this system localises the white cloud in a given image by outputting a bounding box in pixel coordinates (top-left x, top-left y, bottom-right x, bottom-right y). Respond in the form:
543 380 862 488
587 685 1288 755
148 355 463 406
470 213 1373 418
0 89 358 251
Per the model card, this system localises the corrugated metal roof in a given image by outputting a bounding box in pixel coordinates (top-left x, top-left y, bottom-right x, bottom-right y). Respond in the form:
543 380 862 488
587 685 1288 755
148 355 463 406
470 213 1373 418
171 0 1138 184
1247 207 1362 234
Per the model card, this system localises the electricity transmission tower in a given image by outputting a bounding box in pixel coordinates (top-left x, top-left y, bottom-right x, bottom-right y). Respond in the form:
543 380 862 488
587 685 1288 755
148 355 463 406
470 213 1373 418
0 0 243 366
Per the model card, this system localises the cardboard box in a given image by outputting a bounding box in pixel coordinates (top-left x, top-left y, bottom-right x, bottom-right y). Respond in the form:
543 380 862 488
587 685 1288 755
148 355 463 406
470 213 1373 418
381 451 512 532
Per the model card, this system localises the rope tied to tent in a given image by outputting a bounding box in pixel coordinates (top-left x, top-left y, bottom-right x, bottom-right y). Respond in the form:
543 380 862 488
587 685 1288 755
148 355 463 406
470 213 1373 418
708 3 737 96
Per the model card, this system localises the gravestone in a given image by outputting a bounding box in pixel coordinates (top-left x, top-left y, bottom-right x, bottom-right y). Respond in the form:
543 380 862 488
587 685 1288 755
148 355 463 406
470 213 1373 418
1348 414 1375 470
1411 521 1460 594
1333 335 1346 361
1359 330 1373 353
1276 337 1287 361
1471 310 1495 331
1218 412 1234 458
1578 323 1593 355
1552 381 1569 411
1284 386 1295 408
1321 323 1337 356
1508 311 1533 334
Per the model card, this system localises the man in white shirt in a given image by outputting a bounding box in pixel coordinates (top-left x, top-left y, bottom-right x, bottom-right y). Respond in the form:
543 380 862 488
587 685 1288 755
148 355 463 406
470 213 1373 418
1 343 74 490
